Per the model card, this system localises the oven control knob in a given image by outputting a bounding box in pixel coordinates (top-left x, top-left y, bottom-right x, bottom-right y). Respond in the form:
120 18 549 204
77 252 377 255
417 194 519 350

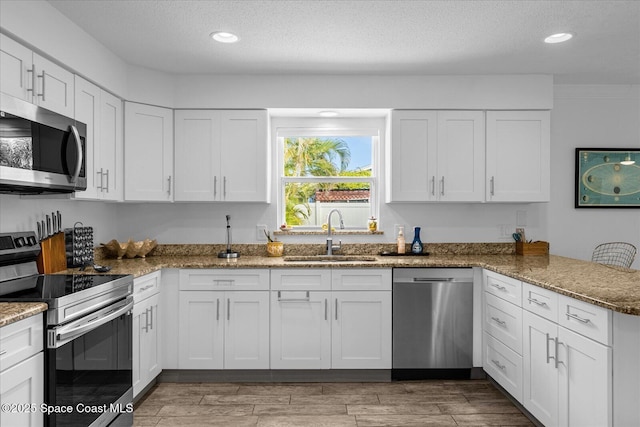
27 236 38 246
14 237 26 248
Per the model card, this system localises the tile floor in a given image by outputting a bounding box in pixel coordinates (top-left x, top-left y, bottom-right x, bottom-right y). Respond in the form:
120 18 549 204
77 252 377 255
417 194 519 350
134 379 534 426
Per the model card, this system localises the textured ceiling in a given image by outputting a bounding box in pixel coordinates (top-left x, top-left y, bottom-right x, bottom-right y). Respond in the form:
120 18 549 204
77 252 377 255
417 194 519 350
47 0 640 84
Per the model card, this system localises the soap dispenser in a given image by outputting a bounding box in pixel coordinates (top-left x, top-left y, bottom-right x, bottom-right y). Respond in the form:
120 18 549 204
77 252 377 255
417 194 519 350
411 226 423 254
397 226 405 254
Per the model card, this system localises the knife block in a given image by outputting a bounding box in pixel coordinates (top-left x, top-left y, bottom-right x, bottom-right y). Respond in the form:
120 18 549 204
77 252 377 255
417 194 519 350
37 232 67 273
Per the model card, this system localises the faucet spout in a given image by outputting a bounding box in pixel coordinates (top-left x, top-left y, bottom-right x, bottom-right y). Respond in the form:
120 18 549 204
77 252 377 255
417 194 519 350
326 209 345 255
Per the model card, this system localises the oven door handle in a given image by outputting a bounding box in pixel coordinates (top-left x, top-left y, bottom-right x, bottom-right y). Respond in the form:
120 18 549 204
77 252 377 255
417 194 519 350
50 298 133 348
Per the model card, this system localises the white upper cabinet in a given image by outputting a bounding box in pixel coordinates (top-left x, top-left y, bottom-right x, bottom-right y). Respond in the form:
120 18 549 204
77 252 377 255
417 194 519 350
486 111 550 202
124 102 174 201
0 34 74 117
174 109 268 202
74 77 123 201
387 110 485 202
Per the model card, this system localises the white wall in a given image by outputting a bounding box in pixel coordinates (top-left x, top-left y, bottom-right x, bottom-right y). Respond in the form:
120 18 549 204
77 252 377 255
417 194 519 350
546 84 640 268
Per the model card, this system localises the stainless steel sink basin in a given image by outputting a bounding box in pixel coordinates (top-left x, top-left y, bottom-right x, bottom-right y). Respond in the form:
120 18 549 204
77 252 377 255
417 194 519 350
283 255 378 263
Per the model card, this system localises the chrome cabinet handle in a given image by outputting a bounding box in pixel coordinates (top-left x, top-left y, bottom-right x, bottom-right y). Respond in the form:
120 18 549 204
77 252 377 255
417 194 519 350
566 312 591 324
528 297 547 307
440 176 445 196
490 176 495 196
335 298 338 321
96 169 104 191
142 308 149 332
223 176 227 199
492 359 506 371
138 284 155 292
0 350 7 356
213 279 234 286
277 291 310 302
104 169 110 193
324 298 328 321
491 316 506 326
167 176 172 196
546 333 556 366
431 176 435 196
214 176 218 199
27 64 35 96
37 71 46 100
216 298 220 321
227 298 230 321
149 306 154 330
490 282 507 291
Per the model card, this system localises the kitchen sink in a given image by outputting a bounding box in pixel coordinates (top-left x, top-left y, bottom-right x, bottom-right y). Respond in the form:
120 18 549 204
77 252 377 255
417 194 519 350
283 255 378 263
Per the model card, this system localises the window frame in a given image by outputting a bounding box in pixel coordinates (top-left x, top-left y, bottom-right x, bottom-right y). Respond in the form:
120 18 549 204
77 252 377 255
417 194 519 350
275 118 383 230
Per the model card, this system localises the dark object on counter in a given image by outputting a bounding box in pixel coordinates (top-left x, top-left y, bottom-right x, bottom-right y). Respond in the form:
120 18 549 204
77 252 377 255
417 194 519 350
380 251 430 256
218 214 240 258
65 222 94 267
411 226 423 254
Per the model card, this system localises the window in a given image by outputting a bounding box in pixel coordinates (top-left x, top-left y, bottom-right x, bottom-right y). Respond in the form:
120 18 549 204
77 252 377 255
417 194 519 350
277 119 381 230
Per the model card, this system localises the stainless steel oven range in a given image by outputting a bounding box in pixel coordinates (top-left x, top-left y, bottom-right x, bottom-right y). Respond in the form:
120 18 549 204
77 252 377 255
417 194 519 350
0 231 133 427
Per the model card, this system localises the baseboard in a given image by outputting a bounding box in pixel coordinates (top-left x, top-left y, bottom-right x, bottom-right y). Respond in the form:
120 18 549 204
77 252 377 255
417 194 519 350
159 369 392 383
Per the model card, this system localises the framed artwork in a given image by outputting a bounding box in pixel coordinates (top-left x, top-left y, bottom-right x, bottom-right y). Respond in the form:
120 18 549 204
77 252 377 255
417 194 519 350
575 148 640 208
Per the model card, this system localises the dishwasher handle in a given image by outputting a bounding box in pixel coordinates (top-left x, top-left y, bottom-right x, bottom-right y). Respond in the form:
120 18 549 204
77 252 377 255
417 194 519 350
412 277 455 282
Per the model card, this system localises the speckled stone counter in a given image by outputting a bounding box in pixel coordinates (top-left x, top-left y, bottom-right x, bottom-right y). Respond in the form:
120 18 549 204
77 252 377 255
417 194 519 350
0 302 47 327
72 245 640 316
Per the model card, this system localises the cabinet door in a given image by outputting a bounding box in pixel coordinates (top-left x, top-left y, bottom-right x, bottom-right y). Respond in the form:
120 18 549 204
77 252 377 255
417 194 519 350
387 110 437 202
219 110 268 202
99 90 123 200
486 111 550 202
124 102 174 201
132 303 144 396
178 291 223 369
558 327 612 427
32 53 74 117
436 111 485 201
270 291 331 369
224 291 270 369
0 33 32 101
522 311 559 427
73 76 100 200
174 110 221 201
0 352 44 427
141 294 161 390
331 291 392 369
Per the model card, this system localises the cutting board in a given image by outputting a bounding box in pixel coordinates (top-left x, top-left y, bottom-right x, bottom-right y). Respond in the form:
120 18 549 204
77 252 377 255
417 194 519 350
37 232 67 273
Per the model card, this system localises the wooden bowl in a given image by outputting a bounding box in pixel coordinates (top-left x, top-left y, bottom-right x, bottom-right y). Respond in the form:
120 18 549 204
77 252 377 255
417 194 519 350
101 238 157 259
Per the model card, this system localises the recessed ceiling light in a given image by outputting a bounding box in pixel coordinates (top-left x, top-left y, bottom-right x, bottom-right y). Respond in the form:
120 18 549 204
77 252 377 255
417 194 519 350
544 32 575 44
210 31 239 43
319 111 339 117
621 154 636 166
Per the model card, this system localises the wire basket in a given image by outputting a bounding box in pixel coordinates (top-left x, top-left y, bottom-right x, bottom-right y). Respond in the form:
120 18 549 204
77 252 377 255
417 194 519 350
591 242 637 268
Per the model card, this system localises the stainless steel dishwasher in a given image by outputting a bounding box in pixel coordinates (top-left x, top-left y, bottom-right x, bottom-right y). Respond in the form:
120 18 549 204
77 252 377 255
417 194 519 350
392 268 473 380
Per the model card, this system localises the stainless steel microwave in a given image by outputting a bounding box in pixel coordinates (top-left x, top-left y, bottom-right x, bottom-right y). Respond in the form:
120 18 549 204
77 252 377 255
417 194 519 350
0 92 87 194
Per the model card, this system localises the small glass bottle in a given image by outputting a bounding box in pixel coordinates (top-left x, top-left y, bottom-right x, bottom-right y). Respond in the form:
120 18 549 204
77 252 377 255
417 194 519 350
411 226 423 254
368 216 377 232
397 226 405 254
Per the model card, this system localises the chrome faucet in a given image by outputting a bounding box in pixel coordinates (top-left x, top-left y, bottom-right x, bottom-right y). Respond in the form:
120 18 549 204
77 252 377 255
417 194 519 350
326 209 345 255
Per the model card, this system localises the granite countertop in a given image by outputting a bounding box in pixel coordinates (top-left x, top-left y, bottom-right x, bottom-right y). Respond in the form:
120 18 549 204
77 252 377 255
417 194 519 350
2 243 639 326
0 302 48 328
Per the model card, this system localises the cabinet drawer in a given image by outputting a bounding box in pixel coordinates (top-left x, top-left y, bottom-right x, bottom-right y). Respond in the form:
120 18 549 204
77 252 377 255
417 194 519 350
484 270 522 306
180 269 269 291
558 295 611 345
332 269 391 291
271 269 331 291
133 271 161 303
0 314 43 372
483 332 523 403
484 292 523 355
522 282 558 323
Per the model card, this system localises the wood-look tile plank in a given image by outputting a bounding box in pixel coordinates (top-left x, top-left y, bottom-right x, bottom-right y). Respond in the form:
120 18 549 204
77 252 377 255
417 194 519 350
347 404 441 415
253 404 347 415
133 416 161 426
322 383 408 395
133 405 163 416
463 390 513 403
452 413 535 425
292 394 380 405
378 393 467 404
138 395 203 406
156 404 254 416
438 402 521 415
256 415 357 427
152 384 240 395
237 384 323 395
202 394 291 405
354 414 457 426
156 415 259 426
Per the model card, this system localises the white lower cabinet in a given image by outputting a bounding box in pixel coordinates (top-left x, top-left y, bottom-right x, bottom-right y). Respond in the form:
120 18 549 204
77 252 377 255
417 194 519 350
0 314 44 427
178 269 270 369
133 272 162 398
270 269 392 369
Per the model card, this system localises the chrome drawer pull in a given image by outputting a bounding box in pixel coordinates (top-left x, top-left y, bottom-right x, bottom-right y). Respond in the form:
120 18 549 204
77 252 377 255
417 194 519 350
491 359 506 371
490 283 507 291
566 312 591 324
0 350 7 356
546 333 557 367
528 297 547 307
277 291 310 302
491 316 506 326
